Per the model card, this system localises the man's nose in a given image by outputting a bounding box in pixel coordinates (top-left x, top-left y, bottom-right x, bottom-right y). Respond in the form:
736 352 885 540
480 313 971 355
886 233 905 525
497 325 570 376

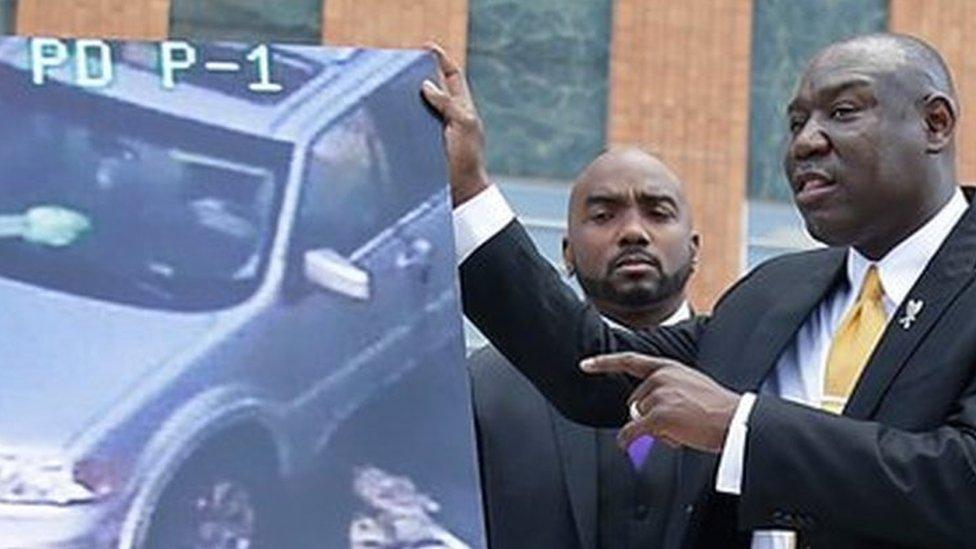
618 209 651 245
789 118 831 160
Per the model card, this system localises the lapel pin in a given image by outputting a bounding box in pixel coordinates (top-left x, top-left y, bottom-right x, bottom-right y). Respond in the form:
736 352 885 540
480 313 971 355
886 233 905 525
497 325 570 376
898 299 924 330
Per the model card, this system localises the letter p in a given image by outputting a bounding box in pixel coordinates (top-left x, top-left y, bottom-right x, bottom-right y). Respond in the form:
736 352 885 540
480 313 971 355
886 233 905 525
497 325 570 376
30 38 69 85
160 41 196 89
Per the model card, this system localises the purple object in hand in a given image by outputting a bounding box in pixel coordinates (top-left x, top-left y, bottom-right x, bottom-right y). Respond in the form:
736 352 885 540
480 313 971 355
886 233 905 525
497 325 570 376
627 435 654 469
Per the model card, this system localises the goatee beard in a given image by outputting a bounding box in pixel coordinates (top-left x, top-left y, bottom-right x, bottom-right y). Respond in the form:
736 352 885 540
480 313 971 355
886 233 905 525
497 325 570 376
576 258 693 310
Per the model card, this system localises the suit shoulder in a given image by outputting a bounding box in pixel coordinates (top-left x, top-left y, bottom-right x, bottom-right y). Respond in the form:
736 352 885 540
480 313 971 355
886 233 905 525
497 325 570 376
710 247 843 312
468 345 540 397
467 345 522 380
738 247 842 287
750 247 842 274
467 344 507 370
467 344 565 425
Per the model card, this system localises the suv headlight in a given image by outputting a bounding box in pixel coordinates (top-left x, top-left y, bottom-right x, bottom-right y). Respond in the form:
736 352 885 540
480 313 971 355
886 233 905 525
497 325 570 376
0 454 97 505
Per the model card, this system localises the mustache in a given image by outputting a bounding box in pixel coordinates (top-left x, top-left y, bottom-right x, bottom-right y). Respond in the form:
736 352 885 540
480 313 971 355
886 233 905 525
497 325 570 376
609 247 662 272
789 162 835 182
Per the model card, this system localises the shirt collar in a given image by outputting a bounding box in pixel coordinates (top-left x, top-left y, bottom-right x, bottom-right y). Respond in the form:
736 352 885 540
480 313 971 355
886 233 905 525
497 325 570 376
601 300 692 331
662 300 693 326
846 187 968 305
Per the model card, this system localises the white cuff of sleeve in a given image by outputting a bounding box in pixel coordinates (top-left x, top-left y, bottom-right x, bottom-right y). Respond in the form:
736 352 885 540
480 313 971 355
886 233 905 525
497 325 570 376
453 184 515 265
715 392 757 495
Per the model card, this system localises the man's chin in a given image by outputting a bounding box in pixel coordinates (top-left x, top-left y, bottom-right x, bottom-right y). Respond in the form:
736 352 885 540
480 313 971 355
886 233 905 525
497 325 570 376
579 273 665 308
609 283 660 305
800 209 859 247
804 220 857 248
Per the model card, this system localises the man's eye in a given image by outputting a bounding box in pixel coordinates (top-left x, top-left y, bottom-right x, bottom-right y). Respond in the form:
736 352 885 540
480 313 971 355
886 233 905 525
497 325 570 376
831 104 858 119
591 211 612 223
788 116 806 134
647 207 674 219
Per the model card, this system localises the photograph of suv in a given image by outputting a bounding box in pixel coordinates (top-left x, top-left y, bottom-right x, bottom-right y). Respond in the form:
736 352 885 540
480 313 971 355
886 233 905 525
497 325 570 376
0 38 484 548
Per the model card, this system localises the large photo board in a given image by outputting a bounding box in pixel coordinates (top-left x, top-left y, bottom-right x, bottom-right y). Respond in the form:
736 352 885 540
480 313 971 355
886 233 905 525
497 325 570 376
0 37 484 549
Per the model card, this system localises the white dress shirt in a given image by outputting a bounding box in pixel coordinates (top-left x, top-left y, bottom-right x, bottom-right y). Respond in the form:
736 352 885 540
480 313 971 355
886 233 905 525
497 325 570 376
453 185 515 264
604 300 692 330
661 301 693 327
454 184 968 548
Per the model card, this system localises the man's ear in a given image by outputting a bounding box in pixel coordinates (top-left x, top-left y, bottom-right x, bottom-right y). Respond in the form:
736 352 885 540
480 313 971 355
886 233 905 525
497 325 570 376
689 233 701 272
562 236 575 277
923 93 957 154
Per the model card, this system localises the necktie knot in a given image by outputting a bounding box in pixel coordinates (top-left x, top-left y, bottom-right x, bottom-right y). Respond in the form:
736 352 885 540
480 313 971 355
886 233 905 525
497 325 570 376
859 265 884 303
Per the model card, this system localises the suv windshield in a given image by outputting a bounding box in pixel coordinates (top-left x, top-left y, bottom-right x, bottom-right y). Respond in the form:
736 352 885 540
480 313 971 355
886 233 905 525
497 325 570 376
0 82 289 311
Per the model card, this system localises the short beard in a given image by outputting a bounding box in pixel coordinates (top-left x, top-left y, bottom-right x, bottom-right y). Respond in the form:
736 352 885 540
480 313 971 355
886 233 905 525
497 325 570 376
576 257 694 311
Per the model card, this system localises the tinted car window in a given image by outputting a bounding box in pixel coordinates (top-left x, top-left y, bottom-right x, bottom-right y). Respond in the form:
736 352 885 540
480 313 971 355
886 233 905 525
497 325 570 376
0 79 290 311
296 69 445 256
297 104 389 255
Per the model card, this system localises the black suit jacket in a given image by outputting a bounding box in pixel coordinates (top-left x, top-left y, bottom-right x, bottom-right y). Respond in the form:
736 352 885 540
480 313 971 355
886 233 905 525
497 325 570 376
460 201 976 549
469 345 679 549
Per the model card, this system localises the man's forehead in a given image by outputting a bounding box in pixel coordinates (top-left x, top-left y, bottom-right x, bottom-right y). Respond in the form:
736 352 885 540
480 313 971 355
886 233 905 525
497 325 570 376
577 161 681 201
583 176 679 199
569 149 687 216
790 69 875 106
813 40 910 75
796 38 925 95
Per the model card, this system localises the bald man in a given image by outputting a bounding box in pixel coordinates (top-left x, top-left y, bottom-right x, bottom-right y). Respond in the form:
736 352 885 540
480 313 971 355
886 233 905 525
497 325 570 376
469 148 699 549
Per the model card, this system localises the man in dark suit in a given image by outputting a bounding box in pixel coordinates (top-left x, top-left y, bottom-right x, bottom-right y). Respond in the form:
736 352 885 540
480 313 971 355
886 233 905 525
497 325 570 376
424 32 976 548
469 147 700 549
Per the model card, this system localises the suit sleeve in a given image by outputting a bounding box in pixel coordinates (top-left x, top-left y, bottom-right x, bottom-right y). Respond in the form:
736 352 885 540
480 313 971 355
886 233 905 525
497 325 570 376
739 387 976 546
460 220 706 428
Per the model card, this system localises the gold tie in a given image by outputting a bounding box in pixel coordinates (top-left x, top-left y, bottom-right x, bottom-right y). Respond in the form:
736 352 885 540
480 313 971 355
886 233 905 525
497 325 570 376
822 266 887 414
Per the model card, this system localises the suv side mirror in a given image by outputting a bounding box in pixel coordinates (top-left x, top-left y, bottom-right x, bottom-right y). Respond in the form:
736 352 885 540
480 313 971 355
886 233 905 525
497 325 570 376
304 247 371 300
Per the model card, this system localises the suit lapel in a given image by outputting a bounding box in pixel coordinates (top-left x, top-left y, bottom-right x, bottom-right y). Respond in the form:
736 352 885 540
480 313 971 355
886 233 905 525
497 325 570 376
716 248 847 392
845 202 976 419
550 408 598 549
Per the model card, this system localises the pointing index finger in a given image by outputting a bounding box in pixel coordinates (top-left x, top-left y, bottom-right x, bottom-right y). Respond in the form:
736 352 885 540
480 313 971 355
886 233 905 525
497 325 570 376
579 352 672 378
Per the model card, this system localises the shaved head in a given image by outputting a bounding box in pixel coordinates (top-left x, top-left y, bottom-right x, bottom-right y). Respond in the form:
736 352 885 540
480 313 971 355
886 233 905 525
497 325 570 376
563 147 698 328
569 148 690 225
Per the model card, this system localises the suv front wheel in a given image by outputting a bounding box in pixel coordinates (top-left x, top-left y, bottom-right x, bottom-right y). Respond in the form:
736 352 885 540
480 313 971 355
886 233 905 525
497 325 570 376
143 442 281 549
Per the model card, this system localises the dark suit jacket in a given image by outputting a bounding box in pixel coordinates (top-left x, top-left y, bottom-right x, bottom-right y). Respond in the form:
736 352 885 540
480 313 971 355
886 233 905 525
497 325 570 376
459 201 976 549
469 345 679 549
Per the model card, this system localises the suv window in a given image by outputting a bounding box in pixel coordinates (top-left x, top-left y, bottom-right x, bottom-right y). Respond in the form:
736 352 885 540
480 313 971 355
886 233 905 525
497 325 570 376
296 105 391 256
295 72 444 256
0 83 290 311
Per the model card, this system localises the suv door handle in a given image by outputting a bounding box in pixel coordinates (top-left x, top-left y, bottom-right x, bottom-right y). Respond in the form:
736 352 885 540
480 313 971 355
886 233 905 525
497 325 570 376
304 247 371 300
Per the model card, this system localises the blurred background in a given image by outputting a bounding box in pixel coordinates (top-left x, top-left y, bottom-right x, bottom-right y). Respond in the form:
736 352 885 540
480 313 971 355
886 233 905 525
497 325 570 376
1 0 973 311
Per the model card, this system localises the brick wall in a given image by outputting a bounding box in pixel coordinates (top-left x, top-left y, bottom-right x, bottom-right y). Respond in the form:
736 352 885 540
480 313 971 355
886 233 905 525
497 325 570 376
891 0 976 186
323 0 468 65
608 0 752 309
17 0 169 39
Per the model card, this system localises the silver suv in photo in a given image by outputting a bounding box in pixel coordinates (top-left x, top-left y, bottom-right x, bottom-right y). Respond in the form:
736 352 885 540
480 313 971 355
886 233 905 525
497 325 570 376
0 38 481 548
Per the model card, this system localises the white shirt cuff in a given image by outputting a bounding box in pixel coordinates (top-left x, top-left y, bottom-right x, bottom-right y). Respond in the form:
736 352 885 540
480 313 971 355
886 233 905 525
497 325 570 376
452 184 515 265
715 392 757 495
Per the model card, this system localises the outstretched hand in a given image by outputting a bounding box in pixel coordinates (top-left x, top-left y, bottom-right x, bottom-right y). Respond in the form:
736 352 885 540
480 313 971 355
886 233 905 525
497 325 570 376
421 43 491 207
581 353 740 453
